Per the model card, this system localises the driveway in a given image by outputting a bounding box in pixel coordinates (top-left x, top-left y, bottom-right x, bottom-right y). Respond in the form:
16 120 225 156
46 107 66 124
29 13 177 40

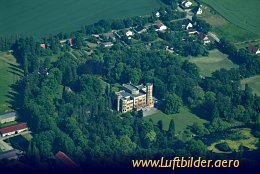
0 139 13 152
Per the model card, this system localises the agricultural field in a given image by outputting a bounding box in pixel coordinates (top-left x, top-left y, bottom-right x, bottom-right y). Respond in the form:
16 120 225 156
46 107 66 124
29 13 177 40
0 0 163 37
144 107 208 133
208 128 259 153
0 52 22 114
241 75 260 96
198 3 259 43
200 0 260 37
188 49 238 77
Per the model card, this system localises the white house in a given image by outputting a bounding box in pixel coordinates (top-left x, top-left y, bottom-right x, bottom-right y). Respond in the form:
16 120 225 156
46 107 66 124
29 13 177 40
196 7 203 15
182 1 192 8
123 29 134 37
182 19 193 30
155 12 160 18
154 22 167 31
198 32 211 44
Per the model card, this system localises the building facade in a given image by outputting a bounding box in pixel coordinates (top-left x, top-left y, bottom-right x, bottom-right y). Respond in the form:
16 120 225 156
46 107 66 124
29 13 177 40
115 83 154 113
0 112 18 124
0 123 28 137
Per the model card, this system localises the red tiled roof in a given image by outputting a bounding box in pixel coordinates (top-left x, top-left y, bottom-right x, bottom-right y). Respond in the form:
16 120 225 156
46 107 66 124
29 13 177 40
0 123 28 134
40 44 46 49
55 151 81 171
154 22 164 28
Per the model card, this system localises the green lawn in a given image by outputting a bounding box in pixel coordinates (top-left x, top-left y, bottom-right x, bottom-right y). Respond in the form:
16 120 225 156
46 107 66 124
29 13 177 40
0 0 163 37
241 75 260 96
200 0 260 37
22 133 33 141
188 49 238 76
144 107 208 133
208 128 259 153
199 4 259 43
0 52 22 114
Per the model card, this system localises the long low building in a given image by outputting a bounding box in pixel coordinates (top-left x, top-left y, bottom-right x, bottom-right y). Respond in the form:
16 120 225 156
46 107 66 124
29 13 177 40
0 149 23 161
0 112 18 124
0 123 28 137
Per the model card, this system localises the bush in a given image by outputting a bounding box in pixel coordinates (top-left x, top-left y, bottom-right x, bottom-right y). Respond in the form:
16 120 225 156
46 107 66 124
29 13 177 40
215 142 232 152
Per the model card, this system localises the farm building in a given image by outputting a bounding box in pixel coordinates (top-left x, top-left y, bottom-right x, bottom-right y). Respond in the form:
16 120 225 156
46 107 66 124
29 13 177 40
198 32 211 44
247 45 260 54
0 123 28 137
154 22 167 31
0 112 18 124
182 19 193 30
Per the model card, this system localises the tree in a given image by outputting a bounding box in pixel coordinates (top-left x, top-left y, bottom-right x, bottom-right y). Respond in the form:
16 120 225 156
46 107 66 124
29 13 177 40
186 139 207 158
163 93 182 114
168 119 175 138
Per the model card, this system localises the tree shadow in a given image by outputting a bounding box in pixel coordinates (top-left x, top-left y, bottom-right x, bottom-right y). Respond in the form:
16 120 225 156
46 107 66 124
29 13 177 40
8 62 24 74
7 70 23 77
4 61 25 120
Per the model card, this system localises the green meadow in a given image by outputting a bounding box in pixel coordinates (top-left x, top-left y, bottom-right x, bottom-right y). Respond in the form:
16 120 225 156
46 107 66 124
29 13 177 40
241 75 260 96
0 52 22 114
144 107 208 133
200 0 260 37
188 49 238 77
0 0 162 37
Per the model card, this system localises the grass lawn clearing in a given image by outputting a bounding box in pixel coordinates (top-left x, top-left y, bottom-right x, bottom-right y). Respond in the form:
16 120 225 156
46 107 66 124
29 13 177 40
208 128 259 153
145 107 208 133
188 49 238 76
0 52 22 114
241 75 260 96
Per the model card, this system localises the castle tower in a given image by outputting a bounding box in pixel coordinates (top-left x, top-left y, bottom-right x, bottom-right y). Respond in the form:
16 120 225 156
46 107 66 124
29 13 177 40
117 95 121 112
146 83 153 107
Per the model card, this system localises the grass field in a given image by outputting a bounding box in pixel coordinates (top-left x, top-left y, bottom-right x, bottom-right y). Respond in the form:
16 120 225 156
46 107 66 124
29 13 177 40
188 49 238 76
0 0 162 37
208 128 259 153
200 0 260 37
0 52 22 114
199 4 259 43
241 75 260 96
144 107 208 133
